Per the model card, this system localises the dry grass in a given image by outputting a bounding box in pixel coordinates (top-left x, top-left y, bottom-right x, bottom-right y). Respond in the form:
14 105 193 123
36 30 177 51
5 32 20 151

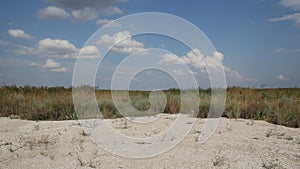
0 85 299 127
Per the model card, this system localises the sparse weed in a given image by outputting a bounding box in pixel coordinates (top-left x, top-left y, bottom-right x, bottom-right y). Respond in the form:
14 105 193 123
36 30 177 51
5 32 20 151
262 160 282 169
82 130 91 136
284 136 293 141
212 152 225 167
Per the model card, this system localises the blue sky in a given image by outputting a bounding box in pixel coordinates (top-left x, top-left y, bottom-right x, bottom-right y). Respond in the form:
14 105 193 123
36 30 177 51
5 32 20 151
0 0 300 89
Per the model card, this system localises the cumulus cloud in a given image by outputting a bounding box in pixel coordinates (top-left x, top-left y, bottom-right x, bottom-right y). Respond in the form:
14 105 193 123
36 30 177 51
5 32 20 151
37 38 77 57
96 19 115 25
42 59 66 72
278 74 288 80
39 59 66 72
96 19 120 27
80 46 101 59
224 67 243 80
8 29 33 39
72 8 98 21
11 45 35 55
14 38 100 59
45 0 122 21
158 49 223 70
158 49 246 81
157 53 185 65
97 31 145 54
172 69 197 76
36 6 70 19
42 59 61 68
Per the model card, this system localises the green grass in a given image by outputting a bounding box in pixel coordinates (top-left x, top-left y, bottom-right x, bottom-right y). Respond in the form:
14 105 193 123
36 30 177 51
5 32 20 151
0 85 299 128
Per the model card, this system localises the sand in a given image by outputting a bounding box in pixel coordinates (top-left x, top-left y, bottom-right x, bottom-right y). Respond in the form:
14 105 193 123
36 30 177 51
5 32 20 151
0 115 299 169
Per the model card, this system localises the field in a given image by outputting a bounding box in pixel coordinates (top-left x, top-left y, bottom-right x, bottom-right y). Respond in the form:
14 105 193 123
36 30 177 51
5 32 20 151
0 86 300 127
0 85 299 127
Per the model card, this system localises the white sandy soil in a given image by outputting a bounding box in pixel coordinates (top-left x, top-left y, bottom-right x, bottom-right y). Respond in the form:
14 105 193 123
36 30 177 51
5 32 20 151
0 115 300 169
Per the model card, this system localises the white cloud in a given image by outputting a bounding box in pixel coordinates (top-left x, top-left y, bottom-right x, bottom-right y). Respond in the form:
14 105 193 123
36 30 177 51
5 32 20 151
8 29 33 39
97 31 145 54
0 40 9 46
278 74 288 80
269 1 300 28
280 0 300 11
204 51 225 69
29 59 67 72
36 6 70 20
213 51 224 61
42 59 60 68
11 45 34 55
51 67 66 72
46 0 123 21
273 48 286 53
72 6 121 21
72 7 98 21
42 59 66 72
37 38 77 57
14 38 100 59
224 67 243 80
79 46 101 59
157 53 185 65
173 69 188 76
29 62 40 66
158 49 223 70
269 13 300 28
96 19 120 27
158 49 249 82
96 19 114 25
188 70 198 75
101 6 122 15
273 47 300 53
37 38 100 59
172 69 197 76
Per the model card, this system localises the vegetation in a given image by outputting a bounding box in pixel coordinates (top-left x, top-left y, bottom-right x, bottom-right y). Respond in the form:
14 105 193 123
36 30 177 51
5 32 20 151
0 85 299 128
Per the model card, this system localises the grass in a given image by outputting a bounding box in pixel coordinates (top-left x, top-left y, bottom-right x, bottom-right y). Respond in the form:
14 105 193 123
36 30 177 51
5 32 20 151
0 85 299 128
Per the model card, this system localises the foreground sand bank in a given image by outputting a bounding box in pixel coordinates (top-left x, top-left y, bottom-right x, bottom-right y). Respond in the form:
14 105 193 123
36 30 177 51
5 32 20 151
0 115 299 169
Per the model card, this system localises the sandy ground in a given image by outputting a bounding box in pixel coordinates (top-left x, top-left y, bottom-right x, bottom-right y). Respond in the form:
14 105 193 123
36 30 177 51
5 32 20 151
0 115 300 169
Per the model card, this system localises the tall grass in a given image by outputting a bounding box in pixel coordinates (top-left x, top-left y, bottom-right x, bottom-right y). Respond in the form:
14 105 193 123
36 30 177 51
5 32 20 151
0 85 299 127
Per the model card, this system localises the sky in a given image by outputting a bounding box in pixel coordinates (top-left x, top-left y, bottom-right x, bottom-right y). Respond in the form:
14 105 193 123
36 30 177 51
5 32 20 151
0 0 300 89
